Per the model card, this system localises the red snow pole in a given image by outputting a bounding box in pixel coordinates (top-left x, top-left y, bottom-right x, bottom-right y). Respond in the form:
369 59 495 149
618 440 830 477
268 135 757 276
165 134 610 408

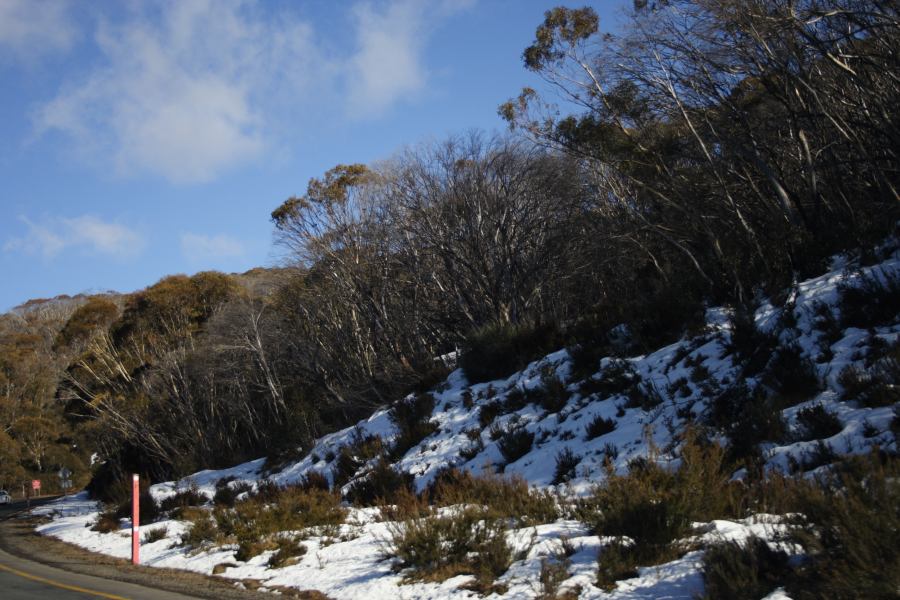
131 474 140 565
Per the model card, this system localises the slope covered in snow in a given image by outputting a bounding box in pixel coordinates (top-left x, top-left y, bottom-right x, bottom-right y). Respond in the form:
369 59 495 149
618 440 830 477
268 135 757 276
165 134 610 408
33 245 900 599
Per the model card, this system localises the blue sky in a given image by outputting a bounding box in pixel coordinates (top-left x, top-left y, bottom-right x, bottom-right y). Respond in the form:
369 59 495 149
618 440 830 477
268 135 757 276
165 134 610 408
0 0 623 311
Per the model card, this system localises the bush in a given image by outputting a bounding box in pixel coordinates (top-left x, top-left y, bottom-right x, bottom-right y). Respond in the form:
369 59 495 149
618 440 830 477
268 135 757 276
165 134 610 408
528 373 570 414
478 400 505 428
710 384 787 462
838 269 900 329
213 479 253 507
727 308 777 378
91 510 121 533
114 490 161 524
182 511 218 549
552 448 581 485
345 458 415 506
596 538 641 591
585 414 617 440
582 431 741 588
267 535 307 568
461 321 562 384
787 453 900 599
795 404 842 441
838 344 900 407
701 537 791 600
389 393 438 458
764 345 822 401
386 506 513 589
497 425 535 465
332 430 385 488
424 468 558 526
142 526 168 544
160 485 208 513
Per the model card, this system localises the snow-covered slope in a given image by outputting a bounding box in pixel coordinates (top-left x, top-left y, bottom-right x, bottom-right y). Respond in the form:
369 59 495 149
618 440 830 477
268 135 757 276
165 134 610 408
34 246 900 599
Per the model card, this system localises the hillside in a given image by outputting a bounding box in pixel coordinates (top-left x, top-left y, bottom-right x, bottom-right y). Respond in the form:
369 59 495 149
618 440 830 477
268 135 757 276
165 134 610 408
34 242 900 599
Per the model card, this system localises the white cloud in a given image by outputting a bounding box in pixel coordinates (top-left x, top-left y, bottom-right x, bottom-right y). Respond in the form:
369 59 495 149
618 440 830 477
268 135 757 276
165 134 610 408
4 215 145 259
0 0 77 63
33 0 319 183
181 232 246 266
31 0 473 183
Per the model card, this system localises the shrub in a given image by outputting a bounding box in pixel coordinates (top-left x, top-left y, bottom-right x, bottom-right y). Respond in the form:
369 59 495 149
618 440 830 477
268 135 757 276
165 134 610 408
838 269 900 329
389 393 438 458
552 448 581 485
213 480 253 507
837 345 900 407
91 510 121 533
701 537 791 600
528 373 570 414
584 414 617 440
332 430 385 487
795 404 842 441
267 535 307 568
537 555 575 600
114 490 161 524
786 453 900 599
497 425 535 465
727 308 777 377
142 526 168 544
710 384 787 462
582 431 741 587
478 400 505 428
424 468 558 526
160 485 208 513
181 512 218 549
345 458 415 506
461 321 562 384
596 538 640 591
764 345 822 401
386 506 513 589
503 386 528 412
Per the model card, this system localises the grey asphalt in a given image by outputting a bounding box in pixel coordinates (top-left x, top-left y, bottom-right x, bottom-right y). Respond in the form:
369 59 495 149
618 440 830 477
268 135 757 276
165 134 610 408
0 498 199 600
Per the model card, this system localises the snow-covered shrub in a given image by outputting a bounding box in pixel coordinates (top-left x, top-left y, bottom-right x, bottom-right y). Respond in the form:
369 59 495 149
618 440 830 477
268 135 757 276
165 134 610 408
344 457 414 506
838 269 900 329
795 404 842 441
764 344 822 401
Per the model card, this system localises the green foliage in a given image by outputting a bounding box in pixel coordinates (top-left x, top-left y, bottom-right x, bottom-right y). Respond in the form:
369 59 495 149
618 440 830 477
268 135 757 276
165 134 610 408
585 414 617 440
787 453 900 599
497 424 535 465
389 393 438 458
552 447 581 485
460 322 562 384
838 270 900 329
345 457 414 506
795 404 842 441
701 538 791 600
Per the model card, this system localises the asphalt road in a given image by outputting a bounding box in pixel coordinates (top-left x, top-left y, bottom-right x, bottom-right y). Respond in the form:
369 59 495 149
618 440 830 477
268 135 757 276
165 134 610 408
0 497 200 600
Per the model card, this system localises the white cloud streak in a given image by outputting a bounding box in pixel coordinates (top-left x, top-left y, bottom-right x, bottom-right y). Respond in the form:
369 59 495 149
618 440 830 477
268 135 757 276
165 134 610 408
180 232 246 266
0 0 76 63
31 0 473 183
4 215 145 259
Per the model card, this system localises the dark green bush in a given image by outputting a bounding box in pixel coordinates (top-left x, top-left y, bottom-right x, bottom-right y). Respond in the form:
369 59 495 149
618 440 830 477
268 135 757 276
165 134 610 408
267 536 307 568
460 321 562 384
332 430 385 487
701 537 791 600
764 345 822 401
389 393 438 458
584 414 617 440
838 270 900 329
160 486 208 512
552 448 581 485
345 457 415 506
497 425 535 465
795 404 842 440
478 400 505 428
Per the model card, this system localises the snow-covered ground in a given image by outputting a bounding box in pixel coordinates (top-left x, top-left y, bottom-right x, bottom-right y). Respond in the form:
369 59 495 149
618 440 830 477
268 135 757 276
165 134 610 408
32 246 899 599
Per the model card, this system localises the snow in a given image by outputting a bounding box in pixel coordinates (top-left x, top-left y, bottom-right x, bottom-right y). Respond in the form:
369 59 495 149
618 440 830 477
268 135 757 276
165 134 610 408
32 245 898 599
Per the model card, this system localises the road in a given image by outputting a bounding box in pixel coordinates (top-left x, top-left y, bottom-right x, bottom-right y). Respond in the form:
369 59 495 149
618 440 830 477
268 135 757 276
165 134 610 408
0 497 199 599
